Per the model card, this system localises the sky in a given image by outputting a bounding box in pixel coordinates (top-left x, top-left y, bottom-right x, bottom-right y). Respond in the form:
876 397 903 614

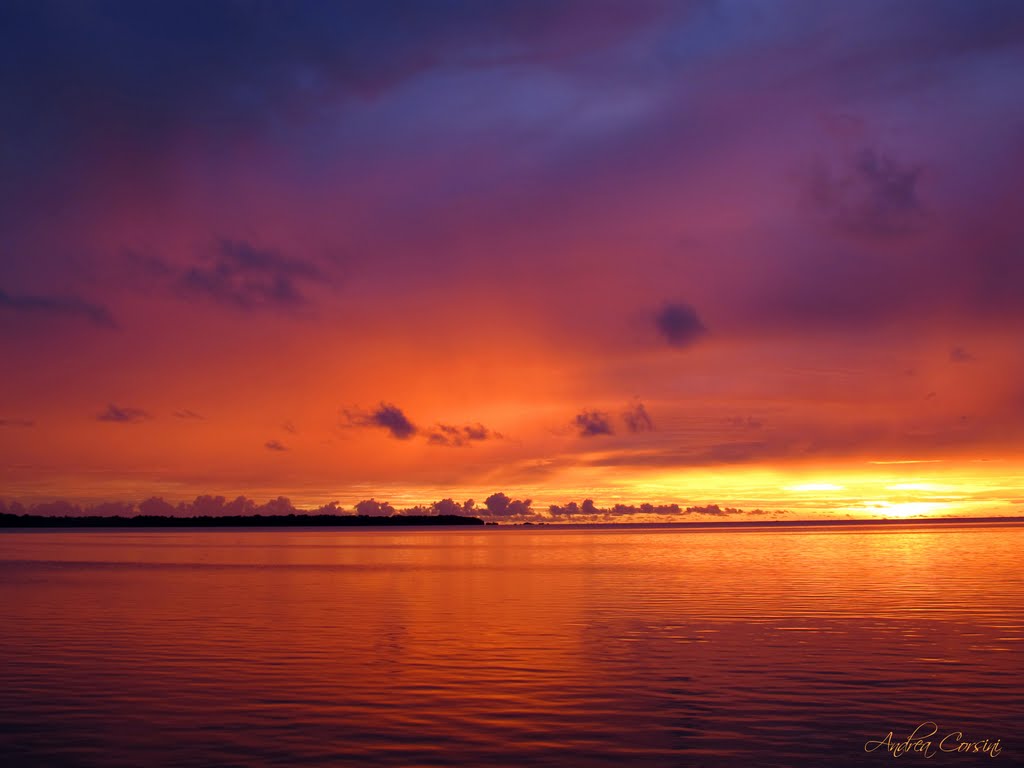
2 0 1024 520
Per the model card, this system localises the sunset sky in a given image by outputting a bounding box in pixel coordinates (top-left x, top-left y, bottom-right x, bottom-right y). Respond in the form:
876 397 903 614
3 1 1024 519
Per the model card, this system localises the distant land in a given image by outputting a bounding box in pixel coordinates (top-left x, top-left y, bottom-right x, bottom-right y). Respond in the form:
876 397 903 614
0 513 1020 530
0 514 485 528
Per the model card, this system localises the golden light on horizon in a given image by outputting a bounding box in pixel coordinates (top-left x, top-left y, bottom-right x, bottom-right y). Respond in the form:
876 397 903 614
863 501 951 519
784 483 847 492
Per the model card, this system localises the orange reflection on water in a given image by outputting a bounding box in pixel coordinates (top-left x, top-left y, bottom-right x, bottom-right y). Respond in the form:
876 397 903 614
0 524 1021 766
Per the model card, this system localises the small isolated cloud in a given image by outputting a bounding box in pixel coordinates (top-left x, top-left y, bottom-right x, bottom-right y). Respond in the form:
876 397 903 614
282 421 297 434
0 288 117 329
347 402 418 440
97 404 149 423
575 409 613 437
655 302 707 347
426 422 500 447
174 409 204 420
0 417 34 427
623 401 653 433
265 440 287 451
950 346 974 363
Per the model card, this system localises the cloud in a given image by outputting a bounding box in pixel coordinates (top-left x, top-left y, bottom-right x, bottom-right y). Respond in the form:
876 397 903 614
347 404 501 445
575 409 613 437
0 493 788 522
97 404 150 423
425 422 500 447
0 288 116 329
354 499 396 517
548 500 682 518
806 148 922 237
265 440 287 452
347 402 418 440
175 239 322 311
622 401 653 432
950 346 974 363
0 418 34 428
685 504 740 516
654 303 706 348
545 499 788 520
174 409 204 420
483 492 533 518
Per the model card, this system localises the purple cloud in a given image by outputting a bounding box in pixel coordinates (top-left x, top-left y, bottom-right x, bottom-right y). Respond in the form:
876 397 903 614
97 404 150 424
655 303 706 348
574 409 614 437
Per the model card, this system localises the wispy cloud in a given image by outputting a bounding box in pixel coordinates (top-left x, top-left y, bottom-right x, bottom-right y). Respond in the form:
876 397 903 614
806 148 923 238
623 401 653 433
0 288 116 328
950 346 974 363
97 404 150 423
425 423 500 447
136 240 324 312
0 418 35 428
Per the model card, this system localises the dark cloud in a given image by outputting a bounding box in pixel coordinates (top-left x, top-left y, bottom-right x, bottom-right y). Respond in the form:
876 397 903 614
265 440 287 452
548 500 682 518
282 421 298 434
97 404 149 423
354 499 396 517
483 492 533 518
950 346 974 363
575 409 613 437
429 498 467 516
0 418 34 427
622 401 653 433
425 422 500 447
175 239 322 311
174 409 204 420
0 288 116 329
685 504 739 516
655 303 706 348
347 402 418 440
347 404 500 445
0 0 674 219
806 148 922 238
545 499 788 520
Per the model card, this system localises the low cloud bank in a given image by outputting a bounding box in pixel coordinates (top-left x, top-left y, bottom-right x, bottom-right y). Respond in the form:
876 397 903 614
1 495 787 522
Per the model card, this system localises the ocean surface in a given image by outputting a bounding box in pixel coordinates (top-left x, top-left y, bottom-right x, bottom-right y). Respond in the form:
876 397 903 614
0 521 1020 767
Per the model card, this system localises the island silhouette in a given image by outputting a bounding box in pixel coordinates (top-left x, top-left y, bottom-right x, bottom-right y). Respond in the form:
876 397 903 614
0 513 484 528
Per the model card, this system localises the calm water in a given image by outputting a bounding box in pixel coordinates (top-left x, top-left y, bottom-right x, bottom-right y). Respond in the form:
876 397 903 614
1 522 1020 767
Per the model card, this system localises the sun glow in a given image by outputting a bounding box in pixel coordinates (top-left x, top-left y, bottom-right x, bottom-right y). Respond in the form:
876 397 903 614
866 501 951 519
785 483 847 492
